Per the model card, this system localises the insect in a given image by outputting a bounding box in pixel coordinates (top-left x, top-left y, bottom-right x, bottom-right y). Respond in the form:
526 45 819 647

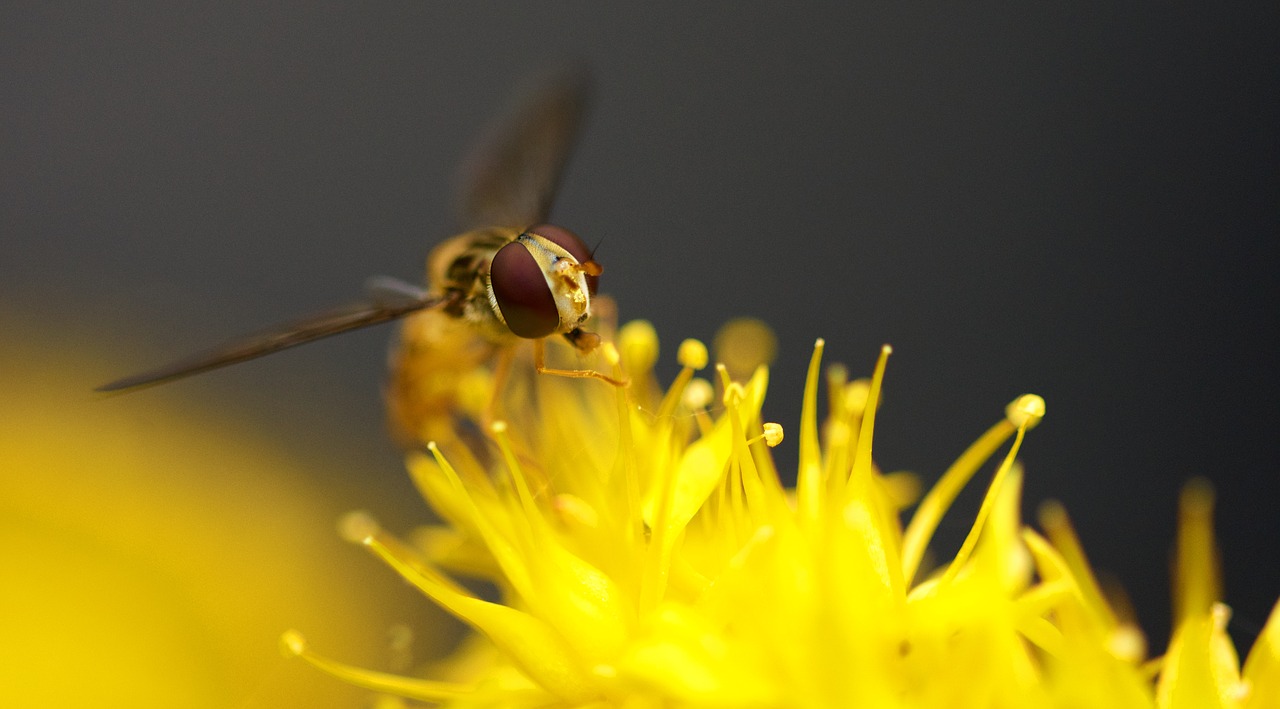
98 70 624 442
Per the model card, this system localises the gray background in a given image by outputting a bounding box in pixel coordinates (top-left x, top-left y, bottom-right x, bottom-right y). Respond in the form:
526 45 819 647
5 3 1277 652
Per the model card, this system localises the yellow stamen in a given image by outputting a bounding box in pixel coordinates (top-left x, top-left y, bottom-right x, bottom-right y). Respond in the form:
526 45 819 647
900 406 1026 584
845 344 892 495
682 377 716 437
938 395 1042 588
682 377 714 411
1038 501 1123 633
796 338 826 525
1173 479 1219 622
1241 598 1280 705
360 525 600 703
618 320 660 409
653 338 708 424
280 630 477 703
677 339 709 370
748 422 784 448
618 320 659 374
422 441 535 598
712 317 777 382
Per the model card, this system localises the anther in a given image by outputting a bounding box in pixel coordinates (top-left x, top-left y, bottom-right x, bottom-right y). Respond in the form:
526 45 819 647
1005 394 1046 430
280 629 308 657
338 510 380 545
713 317 777 380
677 339 709 370
618 320 659 372
762 423 785 447
681 377 715 411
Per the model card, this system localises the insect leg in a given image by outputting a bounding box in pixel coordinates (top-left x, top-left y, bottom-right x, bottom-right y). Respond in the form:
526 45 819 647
532 338 628 387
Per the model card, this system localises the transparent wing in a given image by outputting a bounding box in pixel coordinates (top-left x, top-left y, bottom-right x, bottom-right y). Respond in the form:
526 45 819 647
97 286 446 393
455 68 591 229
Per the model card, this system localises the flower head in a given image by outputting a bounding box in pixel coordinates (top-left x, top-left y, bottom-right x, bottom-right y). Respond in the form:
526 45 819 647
0 318 413 709
283 318 1279 708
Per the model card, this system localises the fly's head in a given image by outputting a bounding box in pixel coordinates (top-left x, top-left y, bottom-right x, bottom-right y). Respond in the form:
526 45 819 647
487 224 601 347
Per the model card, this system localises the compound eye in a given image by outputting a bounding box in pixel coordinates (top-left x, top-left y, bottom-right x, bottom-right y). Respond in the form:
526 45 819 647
528 224 599 294
490 240 559 339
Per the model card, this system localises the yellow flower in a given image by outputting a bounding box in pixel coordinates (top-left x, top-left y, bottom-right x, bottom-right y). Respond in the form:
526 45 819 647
0 317 432 709
283 319 1279 708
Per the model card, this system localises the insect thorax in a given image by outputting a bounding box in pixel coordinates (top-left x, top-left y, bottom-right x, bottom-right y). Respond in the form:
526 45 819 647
425 226 523 343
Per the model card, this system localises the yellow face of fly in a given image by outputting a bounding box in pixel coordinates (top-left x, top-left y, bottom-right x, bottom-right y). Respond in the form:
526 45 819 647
513 231 593 333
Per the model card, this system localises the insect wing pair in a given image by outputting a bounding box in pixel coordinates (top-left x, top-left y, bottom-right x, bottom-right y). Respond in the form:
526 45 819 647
99 71 622 434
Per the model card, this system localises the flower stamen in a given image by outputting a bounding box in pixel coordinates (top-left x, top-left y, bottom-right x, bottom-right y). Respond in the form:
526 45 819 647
279 630 476 703
938 397 1042 588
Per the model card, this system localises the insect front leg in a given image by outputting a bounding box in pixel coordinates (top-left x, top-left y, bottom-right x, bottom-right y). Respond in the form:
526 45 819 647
532 336 628 387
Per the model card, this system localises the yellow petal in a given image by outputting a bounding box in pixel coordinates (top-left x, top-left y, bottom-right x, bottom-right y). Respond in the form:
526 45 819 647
1241 598 1280 709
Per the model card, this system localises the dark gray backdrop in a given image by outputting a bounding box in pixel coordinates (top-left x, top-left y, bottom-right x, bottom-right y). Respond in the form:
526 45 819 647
5 3 1277 652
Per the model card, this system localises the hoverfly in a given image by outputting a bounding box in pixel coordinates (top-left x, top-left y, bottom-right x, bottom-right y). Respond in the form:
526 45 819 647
98 70 624 443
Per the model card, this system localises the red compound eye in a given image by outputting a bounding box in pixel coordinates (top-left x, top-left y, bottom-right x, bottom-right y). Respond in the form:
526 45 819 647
528 224 599 294
490 239 559 339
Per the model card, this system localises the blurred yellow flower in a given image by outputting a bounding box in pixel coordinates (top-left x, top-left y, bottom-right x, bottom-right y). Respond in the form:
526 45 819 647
0 317 435 709
281 319 1277 708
